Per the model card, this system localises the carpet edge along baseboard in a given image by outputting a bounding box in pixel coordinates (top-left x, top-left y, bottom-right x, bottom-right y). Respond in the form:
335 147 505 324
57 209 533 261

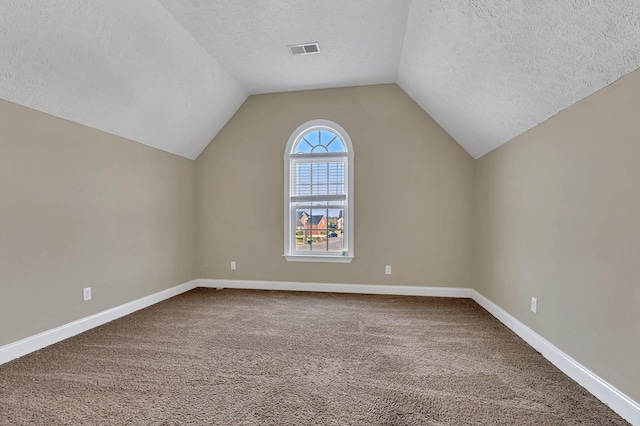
1 278 638 425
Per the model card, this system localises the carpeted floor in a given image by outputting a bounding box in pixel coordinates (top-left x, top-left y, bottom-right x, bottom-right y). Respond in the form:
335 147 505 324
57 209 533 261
0 288 629 425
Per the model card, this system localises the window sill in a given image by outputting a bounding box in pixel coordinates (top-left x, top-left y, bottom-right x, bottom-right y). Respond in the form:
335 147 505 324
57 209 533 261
284 254 354 263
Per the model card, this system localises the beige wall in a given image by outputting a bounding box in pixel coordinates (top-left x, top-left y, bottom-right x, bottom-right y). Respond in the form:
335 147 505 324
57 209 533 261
4 73 635 407
0 100 197 347
474 69 640 402
196 84 475 286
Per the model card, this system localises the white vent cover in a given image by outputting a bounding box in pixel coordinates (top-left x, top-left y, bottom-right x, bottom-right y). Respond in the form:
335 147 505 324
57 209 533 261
288 42 321 56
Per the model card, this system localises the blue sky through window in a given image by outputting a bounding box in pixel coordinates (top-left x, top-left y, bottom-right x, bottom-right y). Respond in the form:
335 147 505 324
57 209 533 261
294 129 346 154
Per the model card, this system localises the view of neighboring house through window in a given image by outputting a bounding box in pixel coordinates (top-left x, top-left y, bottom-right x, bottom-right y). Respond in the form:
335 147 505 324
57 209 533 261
284 120 354 262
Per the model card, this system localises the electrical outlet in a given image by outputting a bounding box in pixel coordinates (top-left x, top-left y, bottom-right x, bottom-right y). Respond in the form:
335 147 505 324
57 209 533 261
531 297 537 313
385 265 392 275
83 287 92 302
230 261 236 270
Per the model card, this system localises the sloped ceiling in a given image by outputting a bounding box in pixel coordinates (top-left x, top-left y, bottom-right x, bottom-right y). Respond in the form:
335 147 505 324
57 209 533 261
0 0 247 160
1 1 640 160
398 1 640 159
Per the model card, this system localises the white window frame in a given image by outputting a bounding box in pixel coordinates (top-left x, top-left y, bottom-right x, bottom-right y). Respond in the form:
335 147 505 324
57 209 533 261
284 119 354 263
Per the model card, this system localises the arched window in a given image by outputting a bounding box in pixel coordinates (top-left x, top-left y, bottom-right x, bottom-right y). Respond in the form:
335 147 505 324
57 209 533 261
284 119 354 262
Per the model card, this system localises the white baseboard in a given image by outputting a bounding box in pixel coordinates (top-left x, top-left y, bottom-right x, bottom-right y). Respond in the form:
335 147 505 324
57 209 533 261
2 278 636 425
471 290 639 426
0 279 199 366
196 278 474 298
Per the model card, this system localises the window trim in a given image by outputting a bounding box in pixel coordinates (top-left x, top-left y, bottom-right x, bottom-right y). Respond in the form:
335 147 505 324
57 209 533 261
284 119 354 263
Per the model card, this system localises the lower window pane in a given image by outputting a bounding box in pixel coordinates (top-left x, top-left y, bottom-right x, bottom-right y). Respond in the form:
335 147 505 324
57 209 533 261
294 207 344 253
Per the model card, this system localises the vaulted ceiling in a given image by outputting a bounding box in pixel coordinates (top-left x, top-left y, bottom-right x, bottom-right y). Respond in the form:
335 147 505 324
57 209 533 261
2 1 640 160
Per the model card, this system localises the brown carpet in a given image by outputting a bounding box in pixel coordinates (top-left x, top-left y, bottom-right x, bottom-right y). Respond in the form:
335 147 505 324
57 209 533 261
0 288 628 425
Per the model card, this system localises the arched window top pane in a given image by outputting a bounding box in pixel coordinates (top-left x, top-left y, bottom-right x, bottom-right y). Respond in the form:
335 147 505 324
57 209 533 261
293 128 346 154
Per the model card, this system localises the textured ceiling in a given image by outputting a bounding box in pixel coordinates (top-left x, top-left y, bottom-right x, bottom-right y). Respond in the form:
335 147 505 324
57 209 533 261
0 0 247 160
398 0 640 158
157 0 412 94
1 1 640 159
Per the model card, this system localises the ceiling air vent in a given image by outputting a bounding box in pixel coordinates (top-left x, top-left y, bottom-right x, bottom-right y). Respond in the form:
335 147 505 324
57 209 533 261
288 42 321 56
